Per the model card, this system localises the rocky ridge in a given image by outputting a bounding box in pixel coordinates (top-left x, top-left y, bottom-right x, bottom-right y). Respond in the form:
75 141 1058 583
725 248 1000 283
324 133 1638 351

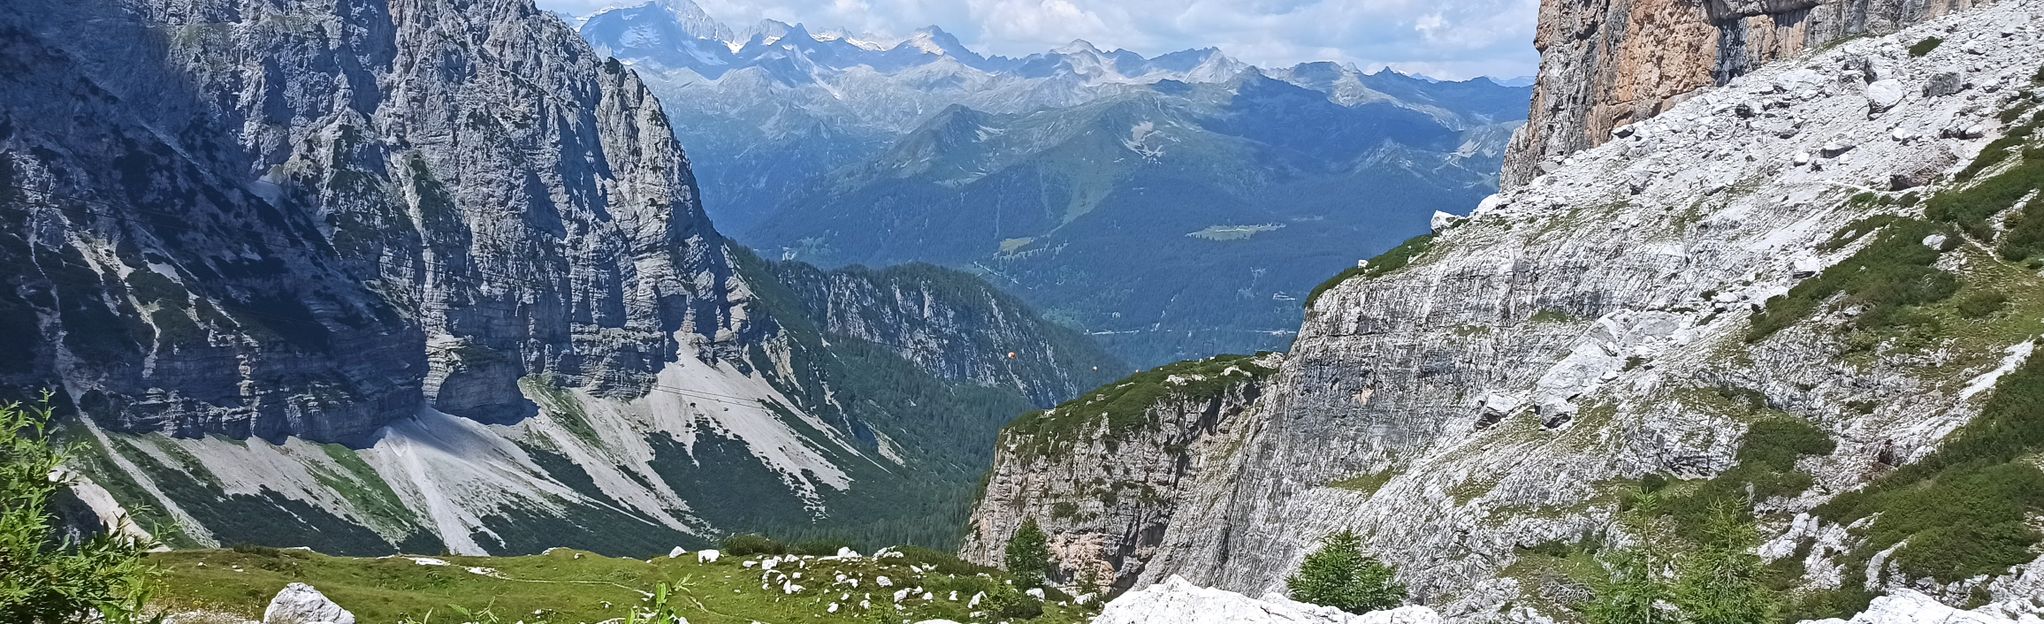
1501 0 1992 187
756 256 1126 406
975 0 2044 620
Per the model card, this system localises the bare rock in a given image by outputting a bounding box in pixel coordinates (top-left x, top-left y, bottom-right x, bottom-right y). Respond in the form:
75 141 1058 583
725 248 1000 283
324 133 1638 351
263 583 355 624
1924 71 1967 97
1866 79 1907 112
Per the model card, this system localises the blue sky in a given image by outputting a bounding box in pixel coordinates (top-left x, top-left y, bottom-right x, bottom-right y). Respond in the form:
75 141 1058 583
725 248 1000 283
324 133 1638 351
536 0 1540 80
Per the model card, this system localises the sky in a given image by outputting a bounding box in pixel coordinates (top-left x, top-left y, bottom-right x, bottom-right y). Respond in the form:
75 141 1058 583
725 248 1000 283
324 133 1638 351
535 0 1541 80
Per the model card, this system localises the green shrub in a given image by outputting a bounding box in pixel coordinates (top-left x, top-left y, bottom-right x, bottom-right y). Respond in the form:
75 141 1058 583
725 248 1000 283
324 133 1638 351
1908 36 1943 56
1286 530 1406 614
1747 218 1958 342
1050 501 1079 519
1003 353 1275 458
891 545 999 576
720 533 786 556
1306 233 1435 309
1815 343 2044 583
0 397 161 623
1673 504 1779 624
983 583 1045 619
1955 291 2009 318
791 538 855 556
1585 545 1677 624
1648 417 1833 535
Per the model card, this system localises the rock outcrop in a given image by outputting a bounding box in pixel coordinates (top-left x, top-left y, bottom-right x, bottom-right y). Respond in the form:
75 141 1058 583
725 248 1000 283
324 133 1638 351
1500 0 1993 187
977 0 2044 620
1092 576 1444 624
1799 589 2040 624
263 583 354 624
961 354 1276 590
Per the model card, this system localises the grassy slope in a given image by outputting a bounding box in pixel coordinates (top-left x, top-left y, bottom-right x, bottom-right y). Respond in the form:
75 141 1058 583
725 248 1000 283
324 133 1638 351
151 548 1094 624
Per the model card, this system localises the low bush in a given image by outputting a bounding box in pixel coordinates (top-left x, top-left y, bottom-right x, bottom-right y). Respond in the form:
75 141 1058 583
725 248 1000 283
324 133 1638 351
1908 36 1944 57
721 533 787 556
1748 218 1957 342
1306 233 1435 309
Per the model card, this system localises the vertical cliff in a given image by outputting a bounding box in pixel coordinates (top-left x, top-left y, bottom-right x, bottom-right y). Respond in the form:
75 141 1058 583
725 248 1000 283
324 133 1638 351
962 354 1277 590
1501 0 1992 187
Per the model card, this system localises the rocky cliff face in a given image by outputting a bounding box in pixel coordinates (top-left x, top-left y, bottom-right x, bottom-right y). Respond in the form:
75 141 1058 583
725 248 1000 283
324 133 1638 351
1500 0 1992 187
756 257 1126 407
961 354 1276 590
3 0 1113 555
2 0 740 441
978 1 2044 620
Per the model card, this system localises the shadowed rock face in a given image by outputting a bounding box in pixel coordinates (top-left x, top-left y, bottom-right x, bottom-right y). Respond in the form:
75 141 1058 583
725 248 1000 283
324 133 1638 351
1501 0 1990 188
0 0 747 442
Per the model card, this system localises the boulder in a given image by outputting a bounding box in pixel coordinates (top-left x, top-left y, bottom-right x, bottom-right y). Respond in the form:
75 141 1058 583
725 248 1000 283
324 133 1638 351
1796 589 2022 624
1889 147 1956 190
1093 576 1443 624
1864 79 1906 112
1430 211 1464 232
263 583 355 624
1924 71 1966 97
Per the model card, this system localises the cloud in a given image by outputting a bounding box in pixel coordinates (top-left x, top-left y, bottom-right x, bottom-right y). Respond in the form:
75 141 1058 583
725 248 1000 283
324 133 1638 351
537 0 1539 79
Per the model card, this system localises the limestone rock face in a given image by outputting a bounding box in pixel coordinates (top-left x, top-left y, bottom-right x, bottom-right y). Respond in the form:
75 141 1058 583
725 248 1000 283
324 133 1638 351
0 0 744 441
961 354 1276 590
1500 0 1991 187
1092 576 1444 624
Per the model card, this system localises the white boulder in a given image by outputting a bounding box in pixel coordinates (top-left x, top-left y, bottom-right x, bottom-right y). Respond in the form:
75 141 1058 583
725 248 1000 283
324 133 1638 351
263 583 355 624
1092 577 1442 624
1796 589 2027 624
1864 79 1906 112
1430 211 1463 232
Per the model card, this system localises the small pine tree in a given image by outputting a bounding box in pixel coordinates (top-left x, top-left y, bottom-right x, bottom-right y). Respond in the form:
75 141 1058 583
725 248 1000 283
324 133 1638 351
1005 517 1052 587
1285 530 1406 614
0 397 160 623
1587 489 1678 624
1586 545 1679 624
1674 503 1777 624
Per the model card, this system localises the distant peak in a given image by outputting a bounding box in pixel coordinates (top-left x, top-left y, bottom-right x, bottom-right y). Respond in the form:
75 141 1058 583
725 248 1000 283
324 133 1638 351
898 25 971 56
1053 39 1101 55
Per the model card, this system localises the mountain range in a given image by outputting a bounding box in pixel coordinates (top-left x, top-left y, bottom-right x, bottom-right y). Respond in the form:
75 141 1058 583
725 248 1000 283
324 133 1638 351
575 0 1532 364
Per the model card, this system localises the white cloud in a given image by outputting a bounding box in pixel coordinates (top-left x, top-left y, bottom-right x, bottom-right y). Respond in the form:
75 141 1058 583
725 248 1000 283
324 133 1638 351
538 0 1539 79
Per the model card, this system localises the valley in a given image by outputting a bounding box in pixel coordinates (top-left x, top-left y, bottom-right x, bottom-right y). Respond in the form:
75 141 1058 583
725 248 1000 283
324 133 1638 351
578 0 1530 363
6 0 2044 622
